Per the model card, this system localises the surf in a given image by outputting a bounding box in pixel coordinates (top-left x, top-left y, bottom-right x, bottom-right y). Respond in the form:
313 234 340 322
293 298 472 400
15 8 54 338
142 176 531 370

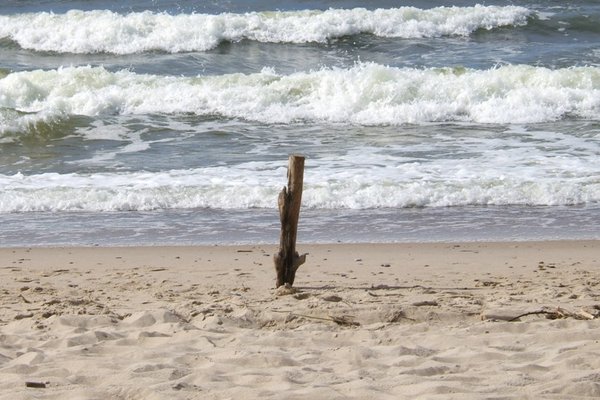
0 6 532 54
1 63 599 135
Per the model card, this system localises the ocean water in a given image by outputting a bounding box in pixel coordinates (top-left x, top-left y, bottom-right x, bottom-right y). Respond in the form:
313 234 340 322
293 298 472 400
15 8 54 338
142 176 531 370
0 0 599 246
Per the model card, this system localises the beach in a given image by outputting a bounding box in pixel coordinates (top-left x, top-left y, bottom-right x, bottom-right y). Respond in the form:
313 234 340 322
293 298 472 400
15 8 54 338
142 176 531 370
2 240 600 399
2 0 600 398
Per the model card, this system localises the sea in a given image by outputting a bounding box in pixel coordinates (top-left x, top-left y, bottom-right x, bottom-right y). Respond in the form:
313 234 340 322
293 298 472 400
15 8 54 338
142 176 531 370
0 0 599 246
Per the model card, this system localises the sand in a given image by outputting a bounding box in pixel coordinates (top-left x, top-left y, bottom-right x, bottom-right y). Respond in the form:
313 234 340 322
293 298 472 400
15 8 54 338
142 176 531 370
1 241 600 399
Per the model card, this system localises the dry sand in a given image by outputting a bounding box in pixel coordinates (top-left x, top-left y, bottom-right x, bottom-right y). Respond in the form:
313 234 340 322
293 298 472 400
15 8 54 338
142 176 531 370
1 241 600 399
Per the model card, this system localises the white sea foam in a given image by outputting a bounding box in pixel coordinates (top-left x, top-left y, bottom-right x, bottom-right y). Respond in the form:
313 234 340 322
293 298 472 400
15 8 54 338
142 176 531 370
1 147 599 212
1 63 599 134
0 6 531 54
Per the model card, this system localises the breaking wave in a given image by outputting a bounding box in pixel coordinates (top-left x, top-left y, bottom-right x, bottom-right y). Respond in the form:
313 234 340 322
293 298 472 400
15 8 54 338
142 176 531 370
0 5 531 54
1 63 599 135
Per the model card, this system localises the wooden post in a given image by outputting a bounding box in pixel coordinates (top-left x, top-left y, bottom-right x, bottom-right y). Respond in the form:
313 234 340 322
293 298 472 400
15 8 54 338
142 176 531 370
274 155 307 288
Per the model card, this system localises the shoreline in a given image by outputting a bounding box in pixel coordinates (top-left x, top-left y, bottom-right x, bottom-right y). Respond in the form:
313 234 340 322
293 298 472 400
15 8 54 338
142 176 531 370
3 205 599 247
3 236 600 247
2 240 600 398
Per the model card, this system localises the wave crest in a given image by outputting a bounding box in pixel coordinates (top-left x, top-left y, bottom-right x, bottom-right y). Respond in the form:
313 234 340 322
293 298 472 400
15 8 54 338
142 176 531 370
0 6 531 54
1 63 599 132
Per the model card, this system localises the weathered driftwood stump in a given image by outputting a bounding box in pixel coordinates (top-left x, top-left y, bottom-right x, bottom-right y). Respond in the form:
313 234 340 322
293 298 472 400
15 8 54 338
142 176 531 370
274 155 307 288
